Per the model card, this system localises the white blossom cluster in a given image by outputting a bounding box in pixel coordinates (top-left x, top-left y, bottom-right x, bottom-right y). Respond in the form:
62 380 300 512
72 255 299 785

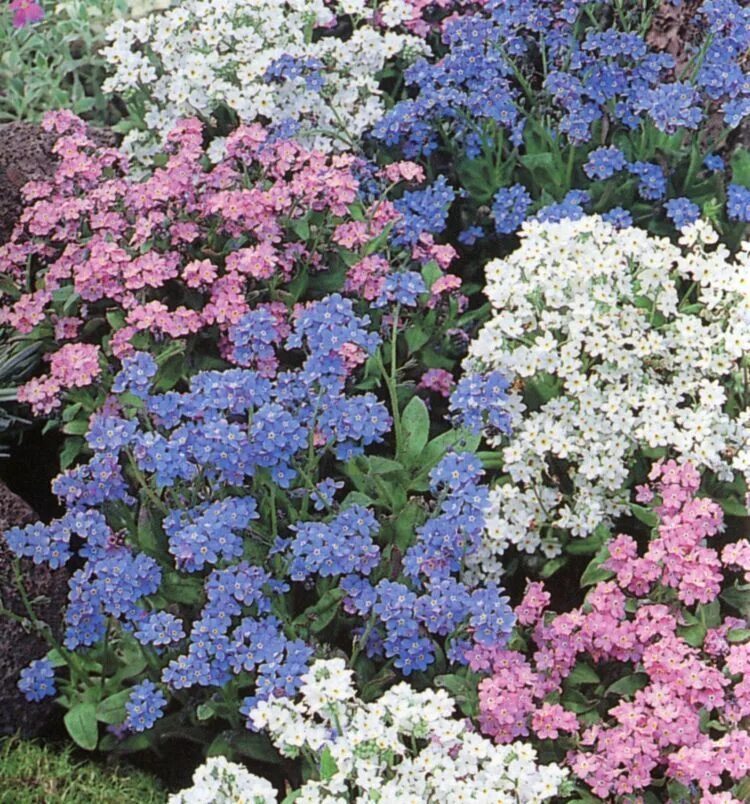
464 216 750 573
101 0 425 162
169 756 277 804
172 659 567 803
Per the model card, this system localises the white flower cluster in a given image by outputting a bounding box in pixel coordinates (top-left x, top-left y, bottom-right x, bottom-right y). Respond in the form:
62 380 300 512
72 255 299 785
172 659 567 803
464 216 750 573
168 756 276 804
102 0 425 162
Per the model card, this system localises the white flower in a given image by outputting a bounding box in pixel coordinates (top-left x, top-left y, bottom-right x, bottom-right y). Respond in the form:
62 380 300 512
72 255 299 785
463 215 750 574
168 756 276 804
102 0 426 163
199 659 567 803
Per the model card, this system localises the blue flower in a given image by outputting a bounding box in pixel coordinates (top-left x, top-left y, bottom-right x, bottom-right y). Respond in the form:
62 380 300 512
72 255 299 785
112 352 157 399
449 370 511 435
134 612 186 648
728 183 750 221
601 207 633 229
393 177 455 247
583 146 627 181
469 583 515 645
124 680 167 732
628 161 667 201
492 184 532 234
18 658 56 702
665 197 701 229
536 190 590 223
704 153 725 171
641 82 702 133
287 506 380 580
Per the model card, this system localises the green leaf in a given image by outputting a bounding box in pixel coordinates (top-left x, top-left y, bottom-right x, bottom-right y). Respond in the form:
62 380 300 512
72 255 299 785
721 584 750 616
731 150 750 188
560 689 596 714
405 325 430 354
629 503 658 528
566 524 609 555
64 702 99 751
698 599 721 629
231 732 280 764
567 662 600 686
679 621 706 648
422 431 480 470
580 544 613 588
162 572 203 605
320 747 338 782
540 556 568 578
367 456 406 477
401 396 430 463
62 418 90 436
727 628 750 643
719 497 749 517
95 691 130 725
196 703 216 722
605 673 649 697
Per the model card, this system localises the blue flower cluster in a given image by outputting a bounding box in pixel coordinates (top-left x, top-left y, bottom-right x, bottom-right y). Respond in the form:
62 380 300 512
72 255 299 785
17 657 56 702
7 287 516 731
286 505 380 580
372 0 750 238
340 452 515 674
264 54 325 92
124 680 167 733
164 497 259 572
392 176 456 247
449 371 511 435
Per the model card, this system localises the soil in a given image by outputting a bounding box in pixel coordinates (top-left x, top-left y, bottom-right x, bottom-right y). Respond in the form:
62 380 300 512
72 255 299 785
0 121 115 243
0 480 68 738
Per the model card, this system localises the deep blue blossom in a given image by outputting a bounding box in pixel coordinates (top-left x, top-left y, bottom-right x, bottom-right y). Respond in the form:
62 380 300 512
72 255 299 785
583 146 627 181
392 177 456 247
536 190 590 223
665 197 701 229
728 183 750 221
112 352 157 399
287 505 380 580
135 611 186 648
629 161 667 201
449 371 511 435
18 658 56 702
492 184 532 234
124 680 167 732
601 207 633 229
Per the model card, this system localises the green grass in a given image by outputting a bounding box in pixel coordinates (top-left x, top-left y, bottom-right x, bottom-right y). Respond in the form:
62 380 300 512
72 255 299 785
0 736 167 804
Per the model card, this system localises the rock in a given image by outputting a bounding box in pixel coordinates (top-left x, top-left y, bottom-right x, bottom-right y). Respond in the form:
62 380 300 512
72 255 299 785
0 121 116 244
0 122 57 245
0 481 68 737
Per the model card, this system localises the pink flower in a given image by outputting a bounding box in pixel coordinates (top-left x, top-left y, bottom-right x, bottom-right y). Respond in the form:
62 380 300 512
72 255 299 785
9 0 44 28
531 703 578 739
418 368 454 398
381 161 425 184
344 255 390 301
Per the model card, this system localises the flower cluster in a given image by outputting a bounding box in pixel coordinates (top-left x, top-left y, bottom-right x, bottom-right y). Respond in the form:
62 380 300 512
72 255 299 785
372 0 750 242
101 0 426 161
472 461 750 801
462 216 750 568
172 658 566 803
0 111 461 416
6 283 514 739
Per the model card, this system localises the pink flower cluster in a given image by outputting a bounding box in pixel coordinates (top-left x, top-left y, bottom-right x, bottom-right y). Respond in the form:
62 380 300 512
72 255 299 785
472 461 750 800
18 344 101 416
0 112 462 414
606 460 724 605
399 0 487 36
8 0 44 28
